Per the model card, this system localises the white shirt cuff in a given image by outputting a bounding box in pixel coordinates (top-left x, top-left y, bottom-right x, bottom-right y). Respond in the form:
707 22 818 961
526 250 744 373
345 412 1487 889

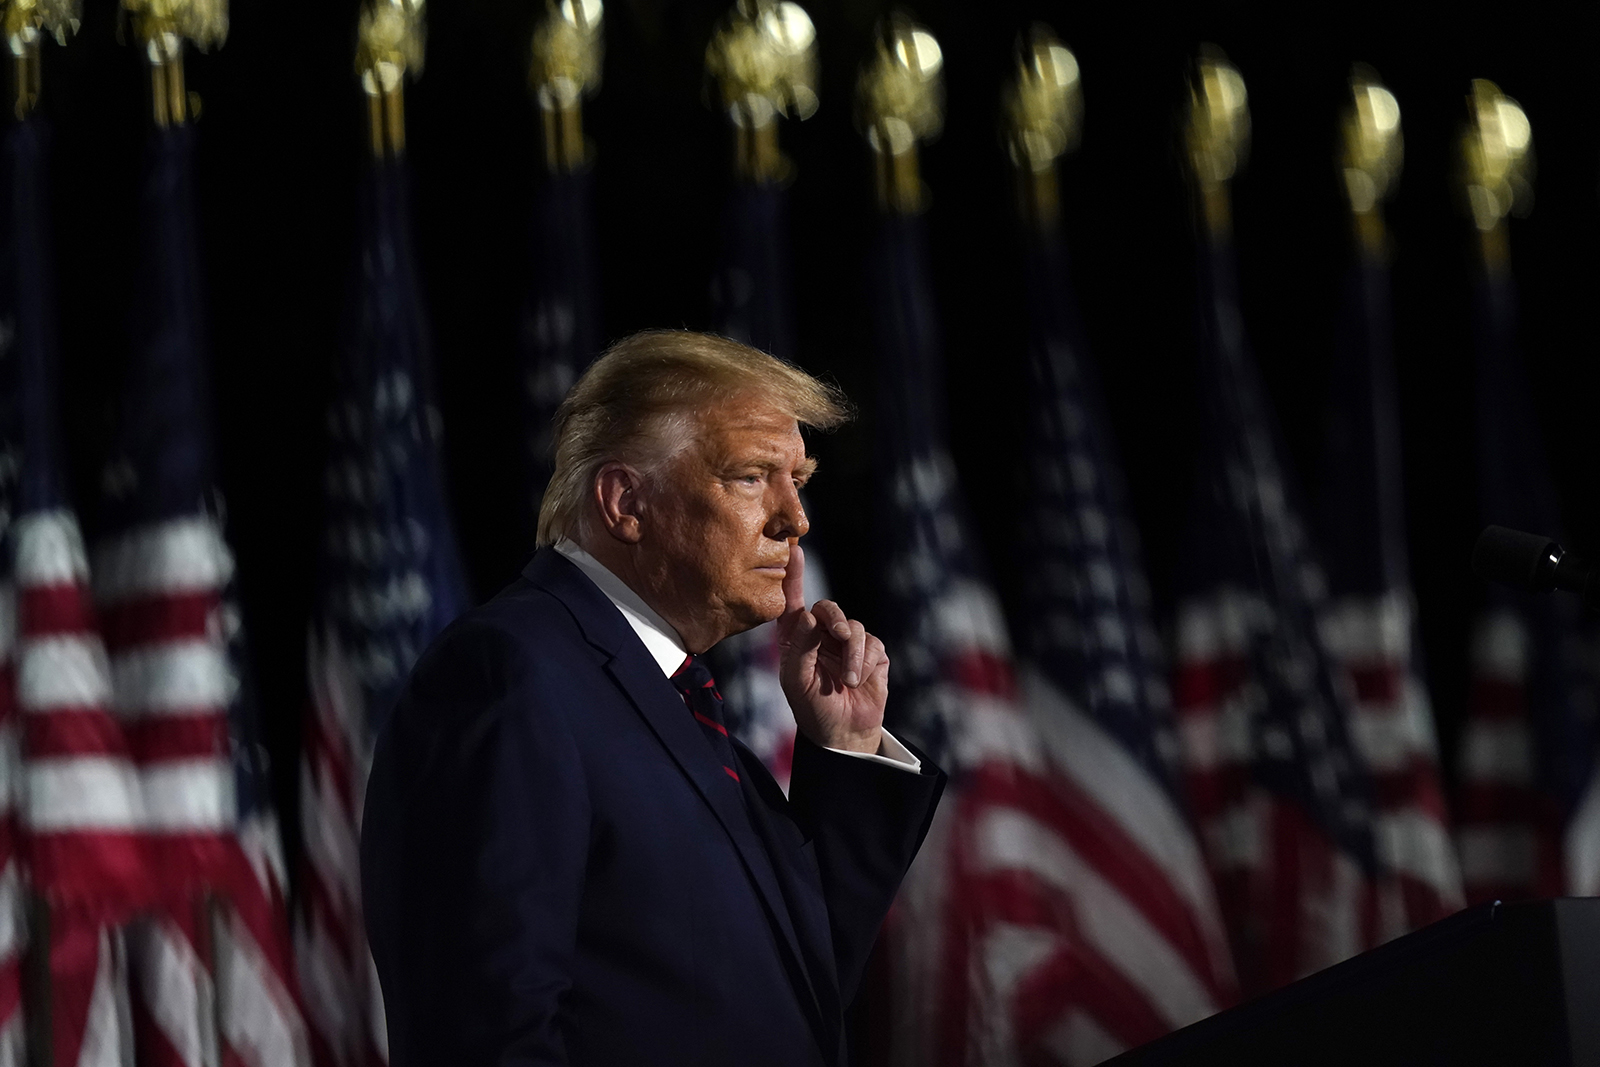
823 728 922 773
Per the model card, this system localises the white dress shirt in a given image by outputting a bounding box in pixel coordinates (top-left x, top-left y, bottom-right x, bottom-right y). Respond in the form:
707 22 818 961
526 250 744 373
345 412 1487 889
554 539 921 773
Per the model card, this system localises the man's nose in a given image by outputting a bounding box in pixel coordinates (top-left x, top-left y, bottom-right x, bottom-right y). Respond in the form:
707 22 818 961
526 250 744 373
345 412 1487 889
769 484 809 540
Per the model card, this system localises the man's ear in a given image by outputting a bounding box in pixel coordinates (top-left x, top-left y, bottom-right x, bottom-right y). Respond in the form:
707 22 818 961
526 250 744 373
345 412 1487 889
593 462 646 544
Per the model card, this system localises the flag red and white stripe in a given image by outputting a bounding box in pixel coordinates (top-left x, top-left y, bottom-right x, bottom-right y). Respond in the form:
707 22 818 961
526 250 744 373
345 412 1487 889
1174 591 1391 995
997 666 1230 1063
93 515 307 1067
14 508 148 1067
884 574 1035 1067
1320 595 1462 929
298 630 386 1067
889 582 1229 1067
1455 607 1565 903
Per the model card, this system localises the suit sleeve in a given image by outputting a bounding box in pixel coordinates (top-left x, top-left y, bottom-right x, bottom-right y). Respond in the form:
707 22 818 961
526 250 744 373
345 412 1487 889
362 619 589 1067
785 732 946 1004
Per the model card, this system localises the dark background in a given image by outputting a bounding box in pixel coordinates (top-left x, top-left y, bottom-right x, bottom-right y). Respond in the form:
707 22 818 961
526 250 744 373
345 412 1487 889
30 0 1600 855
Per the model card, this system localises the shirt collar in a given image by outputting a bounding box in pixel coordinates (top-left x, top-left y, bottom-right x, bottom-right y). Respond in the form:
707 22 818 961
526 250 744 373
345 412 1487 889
554 539 687 677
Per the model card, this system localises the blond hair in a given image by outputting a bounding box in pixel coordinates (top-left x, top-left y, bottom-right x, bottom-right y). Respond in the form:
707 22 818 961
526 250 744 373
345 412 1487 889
536 330 850 547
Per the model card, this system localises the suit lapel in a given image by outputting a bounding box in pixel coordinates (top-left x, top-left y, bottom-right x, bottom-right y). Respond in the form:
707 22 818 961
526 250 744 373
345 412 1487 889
524 549 835 1060
601 651 833 1048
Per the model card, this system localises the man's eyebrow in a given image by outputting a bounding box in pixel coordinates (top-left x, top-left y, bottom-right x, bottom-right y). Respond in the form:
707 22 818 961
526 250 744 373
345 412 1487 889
795 456 818 482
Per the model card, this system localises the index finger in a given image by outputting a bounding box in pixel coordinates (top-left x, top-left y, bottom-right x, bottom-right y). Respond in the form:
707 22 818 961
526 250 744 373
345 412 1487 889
782 540 806 615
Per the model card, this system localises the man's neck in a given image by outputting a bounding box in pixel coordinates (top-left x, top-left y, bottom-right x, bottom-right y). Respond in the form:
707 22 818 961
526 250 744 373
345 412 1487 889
555 539 687 675
571 533 715 653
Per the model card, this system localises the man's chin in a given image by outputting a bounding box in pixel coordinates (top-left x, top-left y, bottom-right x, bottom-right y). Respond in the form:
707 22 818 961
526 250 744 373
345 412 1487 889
728 591 786 634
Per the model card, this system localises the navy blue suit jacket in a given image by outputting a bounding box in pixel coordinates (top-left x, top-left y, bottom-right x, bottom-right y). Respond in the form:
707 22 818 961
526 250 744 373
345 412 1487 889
362 548 945 1066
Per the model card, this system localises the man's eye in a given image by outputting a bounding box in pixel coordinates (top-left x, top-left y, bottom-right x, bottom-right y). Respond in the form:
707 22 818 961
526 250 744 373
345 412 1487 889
741 474 762 484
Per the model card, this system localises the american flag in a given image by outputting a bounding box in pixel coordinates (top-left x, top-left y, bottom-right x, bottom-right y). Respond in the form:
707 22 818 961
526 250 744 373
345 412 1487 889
2 115 150 1067
1008 223 1233 1063
866 211 1070 1067
95 122 308 1067
298 156 470 1067
1172 233 1392 997
0 110 43 1067
1316 240 1462 928
1457 253 1598 903
706 179 828 791
519 168 601 523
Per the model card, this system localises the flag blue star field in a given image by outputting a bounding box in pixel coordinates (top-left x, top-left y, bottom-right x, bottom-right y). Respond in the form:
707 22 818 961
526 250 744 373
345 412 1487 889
1171 233 1391 997
93 122 309 1067
1006 225 1233 1063
299 157 470 1067
1458 248 1598 903
1315 237 1461 929
705 179 828 791
867 212 1075 1067
520 169 601 524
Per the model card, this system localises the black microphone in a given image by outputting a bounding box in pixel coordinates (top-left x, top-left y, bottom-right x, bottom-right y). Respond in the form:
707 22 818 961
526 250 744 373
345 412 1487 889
1472 525 1600 611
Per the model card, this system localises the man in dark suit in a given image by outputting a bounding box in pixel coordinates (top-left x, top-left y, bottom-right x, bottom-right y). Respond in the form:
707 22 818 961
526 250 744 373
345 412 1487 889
362 330 946 1066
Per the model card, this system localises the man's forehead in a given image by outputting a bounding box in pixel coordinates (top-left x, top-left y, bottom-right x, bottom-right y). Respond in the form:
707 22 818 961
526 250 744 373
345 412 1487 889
689 397 807 461
694 397 800 438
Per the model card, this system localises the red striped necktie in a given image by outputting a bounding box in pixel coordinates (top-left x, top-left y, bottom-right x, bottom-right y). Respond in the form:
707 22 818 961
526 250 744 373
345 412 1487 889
671 654 742 784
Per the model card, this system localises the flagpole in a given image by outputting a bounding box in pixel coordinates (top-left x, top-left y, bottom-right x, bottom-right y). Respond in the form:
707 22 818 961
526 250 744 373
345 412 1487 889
356 0 424 160
5 4 37 118
1185 47 1248 240
1461 78 1532 274
1002 25 1081 230
857 16 941 217
123 0 227 127
1340 66 1402 256
8 0 80 119
146 20 186 126
530 0 601 175
706 0 817 187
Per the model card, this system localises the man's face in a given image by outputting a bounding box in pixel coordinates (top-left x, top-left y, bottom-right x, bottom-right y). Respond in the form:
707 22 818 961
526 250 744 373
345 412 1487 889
635 393 814 650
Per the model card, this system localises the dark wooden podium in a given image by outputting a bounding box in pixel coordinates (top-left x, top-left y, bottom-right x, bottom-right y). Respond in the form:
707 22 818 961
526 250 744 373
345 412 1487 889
1108 899 1600 1066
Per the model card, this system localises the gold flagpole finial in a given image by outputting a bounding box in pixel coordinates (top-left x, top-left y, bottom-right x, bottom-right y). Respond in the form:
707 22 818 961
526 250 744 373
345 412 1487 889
356 0 425 159
705 0 817 185
1461 78 1532 267
856 14 942 215
5 0 80 118
1341 65 1402 252
530 0 603 174
122 0 228 127
1002 24 1080 228
1185 45 1248 236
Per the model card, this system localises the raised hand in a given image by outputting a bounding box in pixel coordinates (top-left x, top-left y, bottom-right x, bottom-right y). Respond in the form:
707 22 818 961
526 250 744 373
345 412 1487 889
775 543 889 754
